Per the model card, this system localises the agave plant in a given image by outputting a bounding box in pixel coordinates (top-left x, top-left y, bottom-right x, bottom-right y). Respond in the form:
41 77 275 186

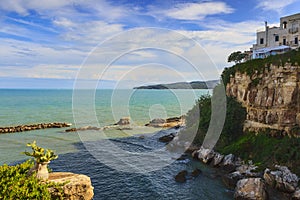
23 141 58 180
23 141 58 163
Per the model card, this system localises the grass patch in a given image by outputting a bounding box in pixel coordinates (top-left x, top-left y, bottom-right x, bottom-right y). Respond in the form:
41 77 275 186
220 132 300 175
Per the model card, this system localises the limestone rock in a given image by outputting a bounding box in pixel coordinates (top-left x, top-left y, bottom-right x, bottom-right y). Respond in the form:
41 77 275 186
212 152 224 167
226 65 300 137
221 154 236 172
236 163 260 177
234 178 267 200
115 117 130 125
197 146 215 164
145 116 185 128
263 165 299 193
48 172 94 200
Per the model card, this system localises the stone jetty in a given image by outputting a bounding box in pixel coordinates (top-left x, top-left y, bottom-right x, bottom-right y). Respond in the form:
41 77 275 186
0 122 72 134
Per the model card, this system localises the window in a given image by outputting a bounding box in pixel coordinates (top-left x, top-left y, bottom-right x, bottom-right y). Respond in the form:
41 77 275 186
260 38 264 44
295 37 299 45
275 35 279 42
283 38 286 45
283 21 287 29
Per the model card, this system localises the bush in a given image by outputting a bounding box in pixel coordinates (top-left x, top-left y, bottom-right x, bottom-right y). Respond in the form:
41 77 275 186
184 87 246 149
0 160 64 199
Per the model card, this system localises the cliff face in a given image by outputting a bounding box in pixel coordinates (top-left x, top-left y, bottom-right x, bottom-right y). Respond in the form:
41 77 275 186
226 63 300 136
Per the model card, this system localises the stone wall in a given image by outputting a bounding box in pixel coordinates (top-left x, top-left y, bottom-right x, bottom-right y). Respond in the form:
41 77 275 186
226 63 300 136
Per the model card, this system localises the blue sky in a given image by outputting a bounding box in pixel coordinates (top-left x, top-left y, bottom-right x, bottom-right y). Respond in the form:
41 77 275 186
0 0 300 88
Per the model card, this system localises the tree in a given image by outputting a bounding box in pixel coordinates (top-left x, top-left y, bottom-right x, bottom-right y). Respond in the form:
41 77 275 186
228 51 247 63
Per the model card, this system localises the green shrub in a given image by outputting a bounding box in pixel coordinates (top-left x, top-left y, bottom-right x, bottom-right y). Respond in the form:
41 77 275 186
184 87 246 149
0 160 64 199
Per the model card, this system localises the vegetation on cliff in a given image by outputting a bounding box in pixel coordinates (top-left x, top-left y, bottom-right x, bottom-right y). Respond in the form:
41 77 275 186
184 88 246 151
185 92 300 175
222 48 300 85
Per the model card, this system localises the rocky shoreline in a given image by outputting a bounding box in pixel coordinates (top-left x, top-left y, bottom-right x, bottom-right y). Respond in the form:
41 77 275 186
157 130 300 200
186 145 299 199
0 122 72 134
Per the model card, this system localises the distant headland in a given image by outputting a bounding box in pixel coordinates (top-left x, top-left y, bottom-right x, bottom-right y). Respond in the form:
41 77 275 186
133 80 219 89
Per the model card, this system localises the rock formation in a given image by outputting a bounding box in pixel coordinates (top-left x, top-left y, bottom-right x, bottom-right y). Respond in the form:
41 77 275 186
174 170 188 183
145 116 185 128
234 178 267 200
192 146 300 199
226 64 300 136
48 172 94 200
0 122 71 134
264 165 299 193
115 117 130 125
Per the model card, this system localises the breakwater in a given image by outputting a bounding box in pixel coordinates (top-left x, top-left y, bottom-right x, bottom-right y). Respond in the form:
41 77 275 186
0 122 71 134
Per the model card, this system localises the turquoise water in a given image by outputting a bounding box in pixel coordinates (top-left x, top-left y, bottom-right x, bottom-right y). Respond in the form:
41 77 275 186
0 89 233 199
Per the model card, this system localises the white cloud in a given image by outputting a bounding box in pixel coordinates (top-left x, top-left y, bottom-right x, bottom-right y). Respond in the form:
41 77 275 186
0 0 128 21
256 0 298 13
0 22 258 85
0 0 71 15
164 1 234 20
54 20 124 44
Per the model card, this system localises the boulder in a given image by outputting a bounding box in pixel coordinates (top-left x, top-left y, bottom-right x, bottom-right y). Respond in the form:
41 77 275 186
145 118 166 127
197 147 215 164
234 178 267 200
263 168 276 187
175 170 188 183
236 163 260 177
158 133 175 143
263 165 299 193
223 171 244 189
292 188 300 200
65 128 77 132
212 152 224 167
221 154 236 172
48 172 94 200
115 117 130 125
145 116 185 128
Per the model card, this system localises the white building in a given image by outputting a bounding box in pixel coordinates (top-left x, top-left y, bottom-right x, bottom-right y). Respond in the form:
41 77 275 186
252 13 300 59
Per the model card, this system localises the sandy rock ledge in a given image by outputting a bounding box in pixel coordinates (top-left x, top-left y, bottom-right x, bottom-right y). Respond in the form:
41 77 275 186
48 172 94 200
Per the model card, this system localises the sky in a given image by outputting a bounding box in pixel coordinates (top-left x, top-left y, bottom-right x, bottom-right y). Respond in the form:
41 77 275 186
0 0 300 89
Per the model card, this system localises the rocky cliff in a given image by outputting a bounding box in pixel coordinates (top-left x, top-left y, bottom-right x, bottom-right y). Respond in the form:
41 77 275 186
226 63 300 136
48 172 94 200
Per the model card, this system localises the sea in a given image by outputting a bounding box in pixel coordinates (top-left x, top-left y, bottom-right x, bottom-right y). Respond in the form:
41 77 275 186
0 89 233 199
